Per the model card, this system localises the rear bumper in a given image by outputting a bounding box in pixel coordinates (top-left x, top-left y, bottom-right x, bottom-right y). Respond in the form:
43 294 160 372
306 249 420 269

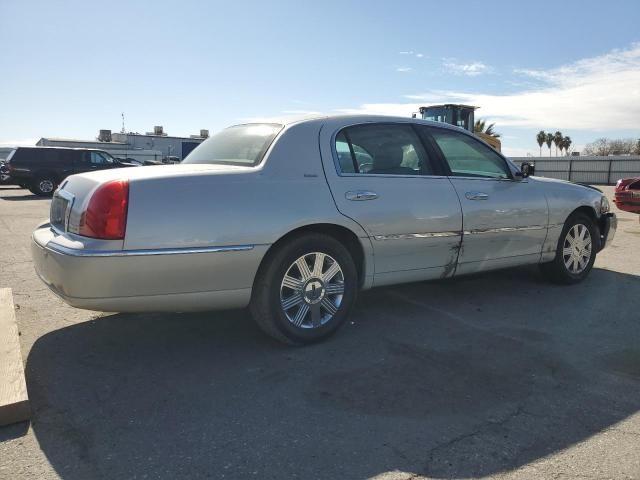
31 225 267 312
599 212 617 251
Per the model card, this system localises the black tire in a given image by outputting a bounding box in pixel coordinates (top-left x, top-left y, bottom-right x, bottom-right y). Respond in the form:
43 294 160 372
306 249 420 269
32 177 57 196
250 233 358 345
540 213 599 284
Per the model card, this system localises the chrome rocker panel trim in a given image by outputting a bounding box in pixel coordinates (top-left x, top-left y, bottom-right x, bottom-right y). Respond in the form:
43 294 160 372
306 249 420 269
43 242 255 258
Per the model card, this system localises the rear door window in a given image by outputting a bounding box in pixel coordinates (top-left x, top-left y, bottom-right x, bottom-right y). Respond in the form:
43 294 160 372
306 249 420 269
43 149 60 164
335 123 435 175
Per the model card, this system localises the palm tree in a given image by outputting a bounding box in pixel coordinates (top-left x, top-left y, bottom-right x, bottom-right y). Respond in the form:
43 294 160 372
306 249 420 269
562 136 572 156
536 131 546 157
474 119 500 138
545 133 554 157
553 131 563 156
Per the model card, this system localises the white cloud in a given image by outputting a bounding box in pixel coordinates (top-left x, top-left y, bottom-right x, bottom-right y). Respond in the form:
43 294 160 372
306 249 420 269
336 43 640 131
416 53 424 58
443 59 492 76
395 67 413 73
334 103 419 117
399 51 414 55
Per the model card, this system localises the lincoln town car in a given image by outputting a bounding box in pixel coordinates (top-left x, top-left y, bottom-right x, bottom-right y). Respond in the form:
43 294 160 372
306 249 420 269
31 115 617 344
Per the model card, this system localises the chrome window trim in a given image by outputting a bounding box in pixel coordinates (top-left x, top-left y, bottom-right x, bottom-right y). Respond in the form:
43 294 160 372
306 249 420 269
338 172 448 180
447 175 529 183
43 243 255 258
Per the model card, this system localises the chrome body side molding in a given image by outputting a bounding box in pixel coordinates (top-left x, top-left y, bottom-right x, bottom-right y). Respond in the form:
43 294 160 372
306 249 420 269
43 243 255 258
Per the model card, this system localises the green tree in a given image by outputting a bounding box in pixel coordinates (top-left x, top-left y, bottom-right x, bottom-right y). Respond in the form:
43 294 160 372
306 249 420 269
474 119 500 138
562 136 572 156
545 133 554 156
553 131 563 156
536 131 546 157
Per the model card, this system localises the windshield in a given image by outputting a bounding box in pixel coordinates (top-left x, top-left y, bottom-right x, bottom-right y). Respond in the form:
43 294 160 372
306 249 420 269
183 123 283 166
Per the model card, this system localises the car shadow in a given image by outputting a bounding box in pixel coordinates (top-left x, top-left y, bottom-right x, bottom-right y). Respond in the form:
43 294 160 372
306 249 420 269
0 191 48 201
25 266 640 479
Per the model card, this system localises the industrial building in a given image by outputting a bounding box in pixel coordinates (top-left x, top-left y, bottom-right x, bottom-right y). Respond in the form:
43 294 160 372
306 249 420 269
36 126 209 162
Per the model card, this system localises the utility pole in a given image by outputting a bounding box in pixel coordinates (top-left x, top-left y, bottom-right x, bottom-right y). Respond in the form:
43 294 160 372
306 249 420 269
121 112 126 134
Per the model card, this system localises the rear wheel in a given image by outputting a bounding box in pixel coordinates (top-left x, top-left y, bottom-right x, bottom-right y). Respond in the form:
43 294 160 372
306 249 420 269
250 233 358 345
31 177 57 196
540 213 599 284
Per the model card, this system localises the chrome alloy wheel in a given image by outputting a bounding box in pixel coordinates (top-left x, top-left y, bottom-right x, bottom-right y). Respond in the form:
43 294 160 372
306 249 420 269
562 223 592 274
39 179 54 193
280 252 345 328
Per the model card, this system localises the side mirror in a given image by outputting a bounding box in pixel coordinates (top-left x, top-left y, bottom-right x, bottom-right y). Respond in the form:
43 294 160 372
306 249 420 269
520 161 535 178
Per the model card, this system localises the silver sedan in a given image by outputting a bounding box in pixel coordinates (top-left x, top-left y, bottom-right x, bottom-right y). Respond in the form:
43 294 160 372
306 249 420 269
32 115 617 344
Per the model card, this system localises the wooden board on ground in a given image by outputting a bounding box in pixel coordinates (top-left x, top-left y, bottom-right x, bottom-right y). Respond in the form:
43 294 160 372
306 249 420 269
0 288 30 426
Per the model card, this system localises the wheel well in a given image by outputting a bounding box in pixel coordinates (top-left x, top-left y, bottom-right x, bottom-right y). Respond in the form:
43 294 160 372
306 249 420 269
569 205 598 224
568 205 601 248
35 171 59 182
259 224 366 287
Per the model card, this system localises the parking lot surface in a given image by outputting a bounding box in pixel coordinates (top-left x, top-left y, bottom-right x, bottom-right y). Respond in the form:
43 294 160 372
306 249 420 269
0 184 639 480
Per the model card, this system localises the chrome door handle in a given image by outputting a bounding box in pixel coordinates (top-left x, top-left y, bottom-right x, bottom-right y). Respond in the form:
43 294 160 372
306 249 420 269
465 191 489 200
345 190 378 201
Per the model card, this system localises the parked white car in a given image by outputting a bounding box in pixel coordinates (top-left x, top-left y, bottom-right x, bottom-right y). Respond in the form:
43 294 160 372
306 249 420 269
32 115 616 344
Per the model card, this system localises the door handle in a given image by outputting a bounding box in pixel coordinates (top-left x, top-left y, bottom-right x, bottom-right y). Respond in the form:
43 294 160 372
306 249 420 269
345 190 378 201
465 191 489 200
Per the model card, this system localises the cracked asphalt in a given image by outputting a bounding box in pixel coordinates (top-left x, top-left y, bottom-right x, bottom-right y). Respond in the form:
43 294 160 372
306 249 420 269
0 184 639 480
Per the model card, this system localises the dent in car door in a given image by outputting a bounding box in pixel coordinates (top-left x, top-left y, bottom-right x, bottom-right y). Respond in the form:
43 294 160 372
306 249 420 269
319 121 463 285
427 127 548 274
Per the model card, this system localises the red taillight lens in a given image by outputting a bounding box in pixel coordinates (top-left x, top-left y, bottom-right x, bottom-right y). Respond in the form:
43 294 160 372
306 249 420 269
79 179 129 240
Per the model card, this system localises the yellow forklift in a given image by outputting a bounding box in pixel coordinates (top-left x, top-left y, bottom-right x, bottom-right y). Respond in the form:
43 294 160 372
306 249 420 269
415 104 502 152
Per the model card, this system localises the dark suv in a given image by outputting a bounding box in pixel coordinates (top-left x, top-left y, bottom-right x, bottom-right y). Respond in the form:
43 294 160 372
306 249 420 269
4 147 136 196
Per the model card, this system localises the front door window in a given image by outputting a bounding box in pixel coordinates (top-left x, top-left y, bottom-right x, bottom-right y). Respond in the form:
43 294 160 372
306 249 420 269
429 129 511 179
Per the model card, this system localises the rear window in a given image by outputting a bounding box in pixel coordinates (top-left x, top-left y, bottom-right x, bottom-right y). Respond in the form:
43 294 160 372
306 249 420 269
183 124 282 167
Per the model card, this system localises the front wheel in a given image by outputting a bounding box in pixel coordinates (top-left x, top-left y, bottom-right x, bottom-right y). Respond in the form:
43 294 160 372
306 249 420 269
540 213 599 284
250 233 358 345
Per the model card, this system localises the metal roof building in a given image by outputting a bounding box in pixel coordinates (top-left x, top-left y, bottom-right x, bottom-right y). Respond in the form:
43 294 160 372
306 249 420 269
36 126 209 162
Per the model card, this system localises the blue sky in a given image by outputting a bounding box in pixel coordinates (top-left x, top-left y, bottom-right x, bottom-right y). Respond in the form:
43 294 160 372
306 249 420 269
1 0 639 156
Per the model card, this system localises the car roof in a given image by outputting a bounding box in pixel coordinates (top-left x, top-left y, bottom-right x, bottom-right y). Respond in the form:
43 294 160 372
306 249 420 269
234 114 470 133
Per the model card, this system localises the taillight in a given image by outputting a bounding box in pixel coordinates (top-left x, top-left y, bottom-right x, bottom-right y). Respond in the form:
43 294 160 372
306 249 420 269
79 179 129 240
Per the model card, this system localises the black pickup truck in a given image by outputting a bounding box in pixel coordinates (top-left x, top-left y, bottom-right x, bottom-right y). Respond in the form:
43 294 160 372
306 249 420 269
3 147 138 196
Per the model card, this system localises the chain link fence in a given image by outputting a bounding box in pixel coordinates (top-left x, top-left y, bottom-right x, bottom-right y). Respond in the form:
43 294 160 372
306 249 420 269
509 156 640 185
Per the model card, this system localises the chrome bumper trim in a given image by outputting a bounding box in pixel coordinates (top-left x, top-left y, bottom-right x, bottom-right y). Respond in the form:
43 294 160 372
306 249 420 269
42 242 255 258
